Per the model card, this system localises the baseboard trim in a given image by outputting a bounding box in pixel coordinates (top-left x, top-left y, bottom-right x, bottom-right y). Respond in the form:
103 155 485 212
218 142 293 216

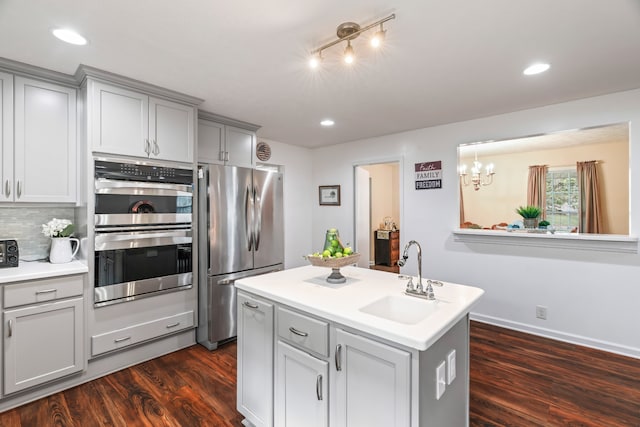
470 313 640 360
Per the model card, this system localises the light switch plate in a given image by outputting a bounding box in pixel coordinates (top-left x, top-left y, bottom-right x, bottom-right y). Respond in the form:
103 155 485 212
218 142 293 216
436 360 446 400
447 349 456 384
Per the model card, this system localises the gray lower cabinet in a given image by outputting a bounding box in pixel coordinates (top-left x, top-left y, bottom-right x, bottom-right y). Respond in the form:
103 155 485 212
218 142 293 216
3 275 85 394
334 328 411 427
237 291 274 427
275 340 329 427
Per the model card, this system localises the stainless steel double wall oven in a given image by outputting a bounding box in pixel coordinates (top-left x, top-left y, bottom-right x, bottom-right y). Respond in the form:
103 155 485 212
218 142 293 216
93 158 194 306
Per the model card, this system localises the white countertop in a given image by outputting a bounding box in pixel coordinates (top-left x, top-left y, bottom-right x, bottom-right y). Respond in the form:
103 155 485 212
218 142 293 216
235 265 484 351
0 260 88 284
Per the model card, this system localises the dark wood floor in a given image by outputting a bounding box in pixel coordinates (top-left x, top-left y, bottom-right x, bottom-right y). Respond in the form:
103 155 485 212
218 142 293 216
470 321 640 427
0 321 638 426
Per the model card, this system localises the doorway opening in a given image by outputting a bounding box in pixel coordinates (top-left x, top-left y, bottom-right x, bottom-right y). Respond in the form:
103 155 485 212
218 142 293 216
354 160 402 273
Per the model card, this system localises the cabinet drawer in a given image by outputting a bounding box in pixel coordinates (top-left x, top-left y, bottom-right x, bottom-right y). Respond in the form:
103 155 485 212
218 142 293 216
277 306 329 357
91 310 194 356
4 274 84 308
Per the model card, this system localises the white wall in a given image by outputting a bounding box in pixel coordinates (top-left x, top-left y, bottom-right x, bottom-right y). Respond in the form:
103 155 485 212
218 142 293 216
258 138 314 269
311 88 640 358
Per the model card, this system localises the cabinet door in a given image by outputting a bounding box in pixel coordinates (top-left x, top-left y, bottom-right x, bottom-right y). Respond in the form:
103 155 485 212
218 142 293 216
0 71 13 202
4 297 84 394
91 81 149 157
275 341 328 427
334 328 411 427
13 77 77 203
197 119 224 164
149 97 194 163
225 125 254 168
237 292 274 427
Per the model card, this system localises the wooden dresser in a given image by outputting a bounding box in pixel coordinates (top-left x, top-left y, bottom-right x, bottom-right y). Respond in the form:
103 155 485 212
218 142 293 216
374 230 400 266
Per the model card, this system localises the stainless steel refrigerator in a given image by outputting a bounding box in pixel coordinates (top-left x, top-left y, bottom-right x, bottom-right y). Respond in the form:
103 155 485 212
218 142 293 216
197 164 284 350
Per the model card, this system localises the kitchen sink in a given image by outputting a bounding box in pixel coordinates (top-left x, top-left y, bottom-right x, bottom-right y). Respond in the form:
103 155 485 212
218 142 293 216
359 294 446 325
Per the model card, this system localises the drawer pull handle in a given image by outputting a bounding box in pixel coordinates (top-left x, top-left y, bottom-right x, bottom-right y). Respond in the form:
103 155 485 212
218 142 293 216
335 344 342 371
166 322 181 329
243 301 259 309
316 374 323 400
35 288 58 295
8 319 12 337
114 336 132 343
289 326 308 337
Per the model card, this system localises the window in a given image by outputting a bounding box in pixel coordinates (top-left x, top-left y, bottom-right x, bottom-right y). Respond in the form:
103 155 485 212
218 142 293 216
546 169 578 230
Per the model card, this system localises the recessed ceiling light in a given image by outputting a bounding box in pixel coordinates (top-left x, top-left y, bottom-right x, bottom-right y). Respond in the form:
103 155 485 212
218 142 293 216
523 63 550 76
320 119 335 127
52 28 87 45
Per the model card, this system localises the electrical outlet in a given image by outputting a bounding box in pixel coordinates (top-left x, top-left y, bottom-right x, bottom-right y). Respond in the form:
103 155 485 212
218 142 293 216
536 305 548 320
436 360 446 400
446 350 456 384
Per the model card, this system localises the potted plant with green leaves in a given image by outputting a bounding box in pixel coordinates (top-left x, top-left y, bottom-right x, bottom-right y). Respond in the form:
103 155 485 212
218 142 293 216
516 205 542 229
538 220 551 229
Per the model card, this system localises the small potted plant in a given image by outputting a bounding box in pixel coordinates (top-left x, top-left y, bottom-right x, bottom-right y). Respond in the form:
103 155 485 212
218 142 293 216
515 205 542 229
538 220 551 229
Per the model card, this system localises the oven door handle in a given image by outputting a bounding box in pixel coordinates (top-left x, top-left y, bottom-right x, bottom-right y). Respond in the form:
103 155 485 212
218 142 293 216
95 230 192 251
95 179 193 196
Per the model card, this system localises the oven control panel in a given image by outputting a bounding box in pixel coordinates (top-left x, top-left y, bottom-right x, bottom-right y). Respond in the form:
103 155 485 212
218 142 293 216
95 160 193 185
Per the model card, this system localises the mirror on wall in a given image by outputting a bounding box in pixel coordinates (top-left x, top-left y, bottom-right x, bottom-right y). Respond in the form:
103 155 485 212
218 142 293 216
458 122 629 235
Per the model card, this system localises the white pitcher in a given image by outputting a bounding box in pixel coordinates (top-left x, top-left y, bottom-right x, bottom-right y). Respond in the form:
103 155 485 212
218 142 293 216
49 237 80 264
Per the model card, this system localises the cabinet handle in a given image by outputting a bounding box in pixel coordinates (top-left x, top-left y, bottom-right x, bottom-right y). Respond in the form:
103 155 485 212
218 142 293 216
153 140 160 156
16 181 21 198
289 326 308 337
4 180 9 197
35 288 57 295
335 344 342 371
114 336 132 343
218 150 225 162
224 151 229 162
8 319 12 337
144 139 151 155
316 374 323 401
166 322 180 329
243 301 259 309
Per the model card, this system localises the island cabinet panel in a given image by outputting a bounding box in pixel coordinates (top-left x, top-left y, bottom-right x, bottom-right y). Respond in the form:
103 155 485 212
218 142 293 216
275 341 329 427
334 328 411 427
237 291 274 427
4 297 84 394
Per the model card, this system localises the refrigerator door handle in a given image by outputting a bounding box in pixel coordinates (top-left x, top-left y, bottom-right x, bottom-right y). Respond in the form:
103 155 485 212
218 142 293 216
254 185 261 251
245 186 253 251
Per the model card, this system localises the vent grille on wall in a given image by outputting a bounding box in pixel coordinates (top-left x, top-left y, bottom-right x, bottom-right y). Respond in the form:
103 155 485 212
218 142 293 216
256 141 272 161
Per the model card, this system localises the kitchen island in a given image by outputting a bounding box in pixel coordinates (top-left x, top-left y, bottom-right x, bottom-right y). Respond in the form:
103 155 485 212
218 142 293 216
235 265 484 427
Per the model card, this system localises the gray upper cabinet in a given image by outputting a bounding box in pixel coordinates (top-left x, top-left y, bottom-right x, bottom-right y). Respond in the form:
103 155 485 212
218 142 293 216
0 71 13 202
198 112 259 168
2 75 77 203
90 81 194 163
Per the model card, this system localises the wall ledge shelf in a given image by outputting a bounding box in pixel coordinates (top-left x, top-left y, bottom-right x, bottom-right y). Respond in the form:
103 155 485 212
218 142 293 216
453 229 638 253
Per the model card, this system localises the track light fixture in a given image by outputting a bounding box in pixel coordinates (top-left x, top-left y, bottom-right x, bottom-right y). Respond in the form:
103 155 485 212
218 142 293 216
308 13 395 69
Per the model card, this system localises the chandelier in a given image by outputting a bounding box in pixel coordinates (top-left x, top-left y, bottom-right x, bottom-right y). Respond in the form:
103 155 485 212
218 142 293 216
308 14 396 69
459 153 495 191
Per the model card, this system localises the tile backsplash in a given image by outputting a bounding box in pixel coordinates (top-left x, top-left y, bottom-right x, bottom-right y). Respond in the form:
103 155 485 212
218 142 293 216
0 207 76 260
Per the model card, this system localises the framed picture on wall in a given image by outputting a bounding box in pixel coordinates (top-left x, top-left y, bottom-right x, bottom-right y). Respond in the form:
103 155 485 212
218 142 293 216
319 185 341 206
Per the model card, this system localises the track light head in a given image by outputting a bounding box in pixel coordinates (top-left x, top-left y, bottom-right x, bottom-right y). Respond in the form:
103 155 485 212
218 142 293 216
371 24 386 48
344 41 355 64
309 52 322 69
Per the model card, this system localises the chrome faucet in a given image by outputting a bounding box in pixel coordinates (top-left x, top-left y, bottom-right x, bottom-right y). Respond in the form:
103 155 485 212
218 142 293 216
397 240 435 300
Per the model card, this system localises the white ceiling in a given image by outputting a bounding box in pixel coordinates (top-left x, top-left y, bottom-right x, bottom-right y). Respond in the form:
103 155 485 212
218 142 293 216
1 0 639 148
